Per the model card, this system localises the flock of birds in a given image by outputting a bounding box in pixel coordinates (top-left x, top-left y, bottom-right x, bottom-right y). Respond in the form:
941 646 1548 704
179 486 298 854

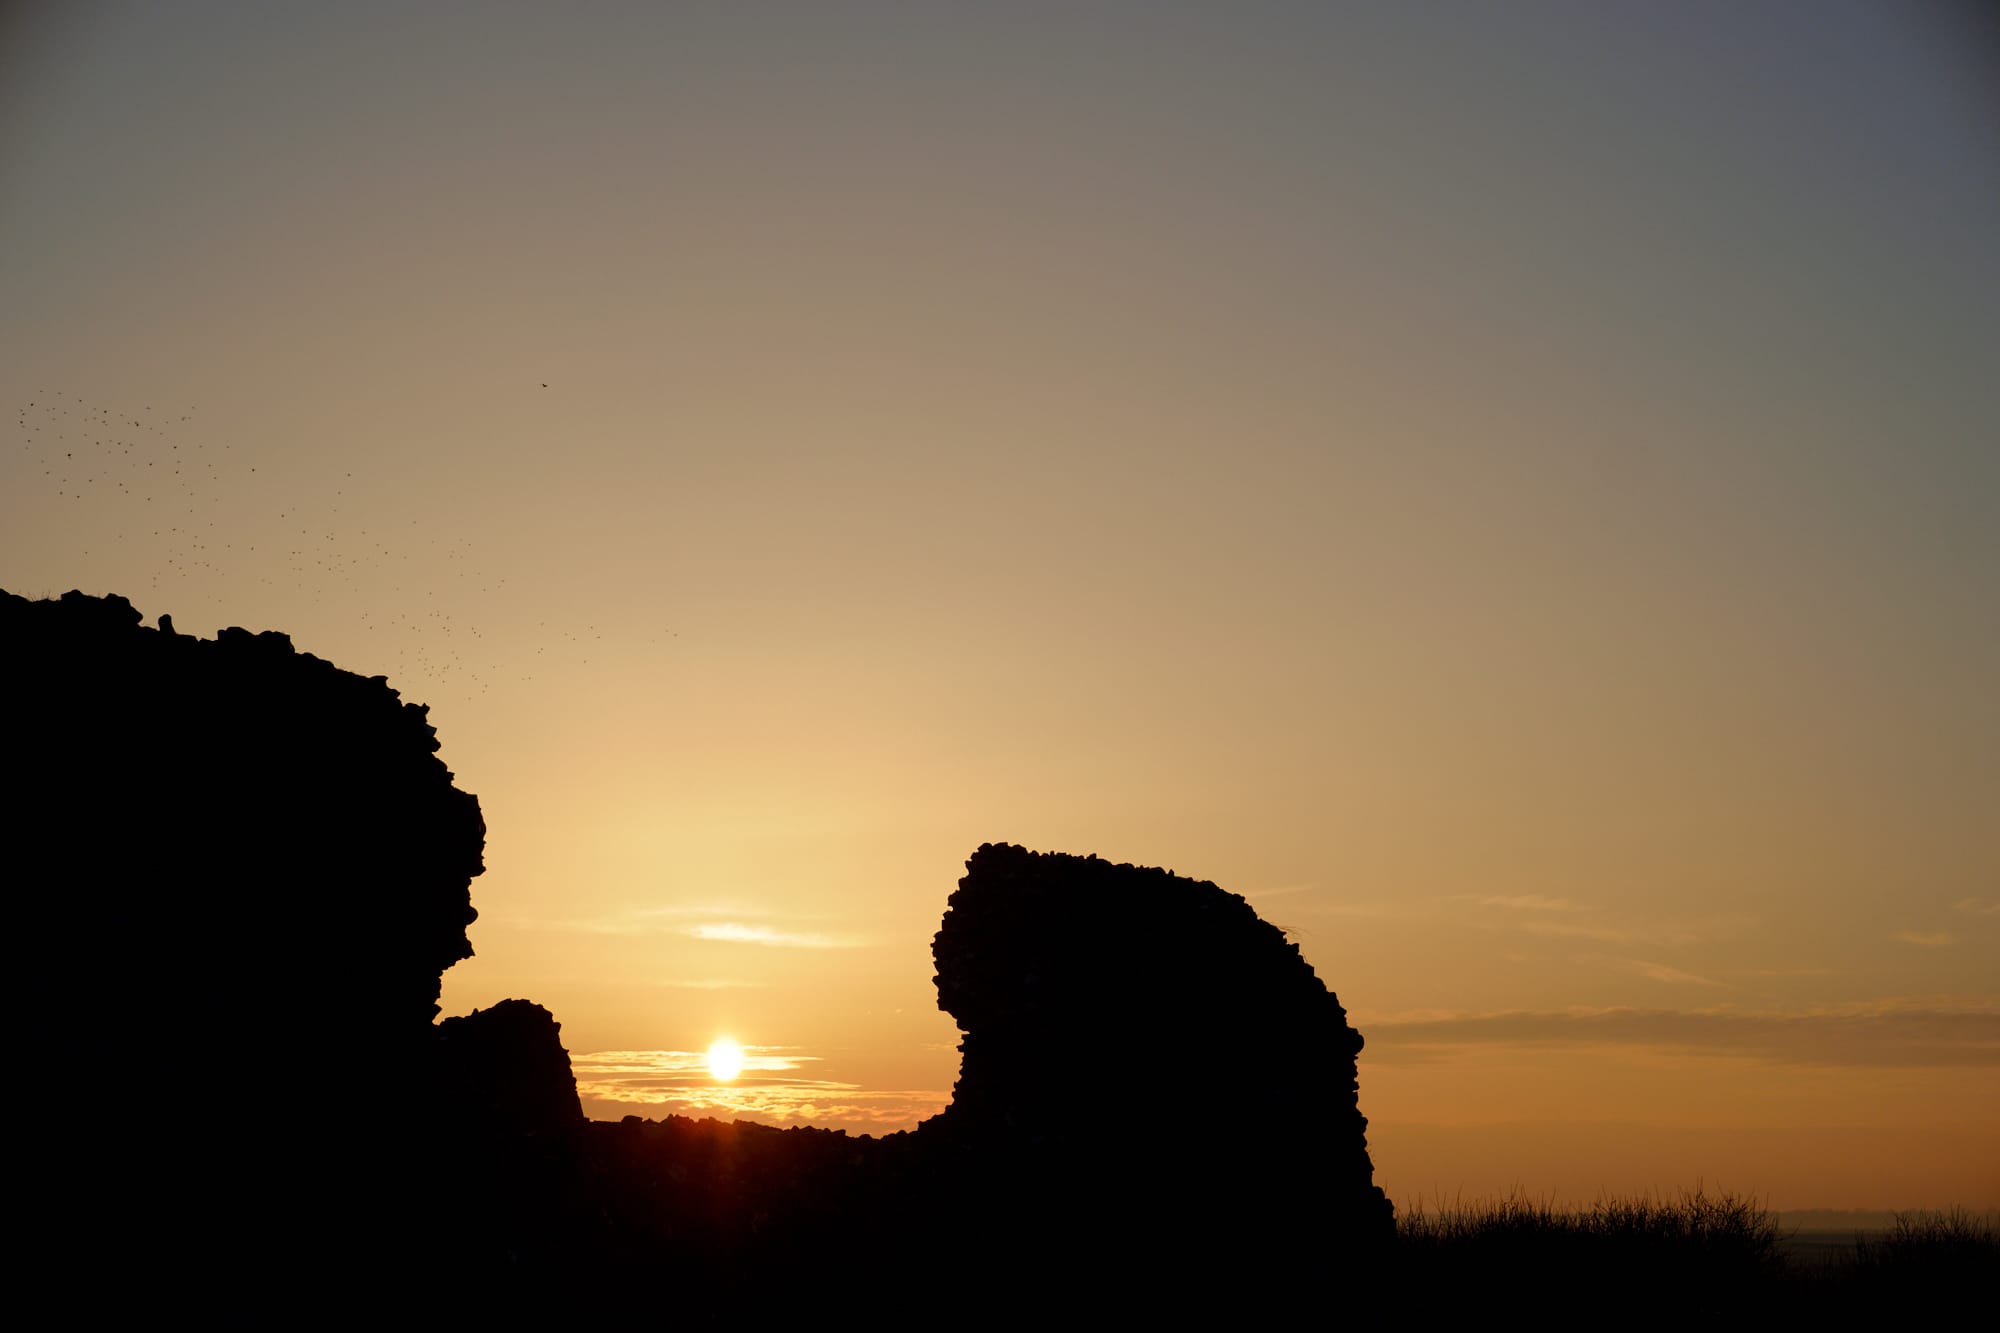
9 387 675 700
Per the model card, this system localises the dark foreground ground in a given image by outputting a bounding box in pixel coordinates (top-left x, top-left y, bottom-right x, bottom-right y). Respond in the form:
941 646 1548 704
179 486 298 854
411 1120 1990 1321
19 1108 1992 1320
1386 1189 1996 1320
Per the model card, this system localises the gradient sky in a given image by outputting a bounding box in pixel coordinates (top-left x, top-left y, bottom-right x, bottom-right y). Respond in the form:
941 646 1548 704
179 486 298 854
4 1 1995 1210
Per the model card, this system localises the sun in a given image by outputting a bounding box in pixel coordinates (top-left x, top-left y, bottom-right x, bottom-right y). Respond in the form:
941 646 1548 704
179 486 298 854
707 1037 744 1082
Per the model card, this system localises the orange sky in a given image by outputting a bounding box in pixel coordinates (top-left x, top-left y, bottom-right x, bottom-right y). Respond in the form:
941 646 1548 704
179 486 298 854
3 1 1995 1210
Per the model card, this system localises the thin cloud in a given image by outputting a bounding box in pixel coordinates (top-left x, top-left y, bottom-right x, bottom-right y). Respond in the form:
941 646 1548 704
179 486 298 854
686 922 862 949
1624 959 1726 987
493 904 807 936
1517 920 1635 944
574 1047 816 1077
1308 901 1409 919
1955 898 1999 918
1450 898 1730 948
1893 930 1954 948
1360 1003 2000 1068
571 1049 946 1130
494 909 865 946
1461 895 1588 912
622 904 781 920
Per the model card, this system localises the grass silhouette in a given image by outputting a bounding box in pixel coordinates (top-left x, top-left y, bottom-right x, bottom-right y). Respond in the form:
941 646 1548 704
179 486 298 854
1389 1188 1995 1317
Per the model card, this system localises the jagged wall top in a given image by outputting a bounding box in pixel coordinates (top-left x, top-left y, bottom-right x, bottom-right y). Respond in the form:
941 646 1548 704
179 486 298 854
4 588 485 1081
928 841 1392 1242
934 841 1360 1044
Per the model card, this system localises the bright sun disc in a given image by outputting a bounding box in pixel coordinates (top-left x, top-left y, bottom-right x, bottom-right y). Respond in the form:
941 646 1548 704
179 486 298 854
707 1037 744 1082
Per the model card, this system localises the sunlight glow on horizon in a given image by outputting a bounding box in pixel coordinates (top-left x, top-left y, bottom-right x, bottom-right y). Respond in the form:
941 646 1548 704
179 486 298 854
574 1048 949 1130
707 1037 744 1082
3 0 1994 1208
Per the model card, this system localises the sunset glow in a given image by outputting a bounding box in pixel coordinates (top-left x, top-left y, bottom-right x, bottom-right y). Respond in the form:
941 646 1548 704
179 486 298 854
4 1 1994 1216
707 1038 744 1083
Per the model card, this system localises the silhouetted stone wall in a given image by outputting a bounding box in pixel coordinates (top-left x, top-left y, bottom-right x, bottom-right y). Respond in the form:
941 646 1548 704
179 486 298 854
3 588 1393 1310
6 591 482 1086
4 588 491 1299
433 1000 584 1135
928 842 1394 1268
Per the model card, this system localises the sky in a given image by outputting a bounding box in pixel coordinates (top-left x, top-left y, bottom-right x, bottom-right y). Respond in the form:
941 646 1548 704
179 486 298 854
3 0 1995 1211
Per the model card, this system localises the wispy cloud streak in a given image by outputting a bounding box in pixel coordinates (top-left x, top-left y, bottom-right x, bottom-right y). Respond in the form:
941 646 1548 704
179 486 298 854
572 1050 946 1130
1516 920 1635 943
1460 894 1588 912
489 905 863 947
1623 958 1725 987
685 922 861 948
1360 1002 2000 1068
